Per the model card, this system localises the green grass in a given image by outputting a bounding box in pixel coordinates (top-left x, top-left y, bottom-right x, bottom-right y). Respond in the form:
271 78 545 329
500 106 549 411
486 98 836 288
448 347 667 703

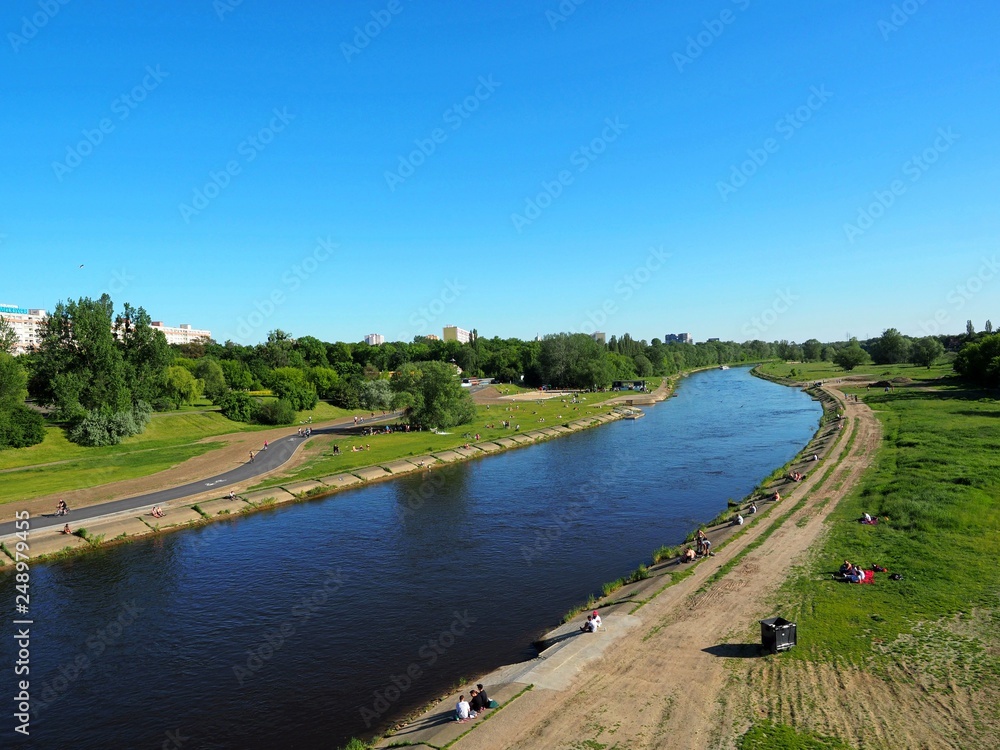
756 359 954 384
252 392 621 489
738 720 854 750
775 379 1000 687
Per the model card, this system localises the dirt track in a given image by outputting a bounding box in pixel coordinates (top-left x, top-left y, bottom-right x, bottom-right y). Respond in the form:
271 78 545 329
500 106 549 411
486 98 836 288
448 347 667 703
452 386 988 750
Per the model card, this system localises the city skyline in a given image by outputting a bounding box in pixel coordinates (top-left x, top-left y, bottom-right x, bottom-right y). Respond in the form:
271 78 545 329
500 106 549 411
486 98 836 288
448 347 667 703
2 1 997 345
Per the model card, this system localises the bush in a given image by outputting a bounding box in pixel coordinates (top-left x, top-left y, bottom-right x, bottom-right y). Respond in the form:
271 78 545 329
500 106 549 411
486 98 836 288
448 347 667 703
69 401 152 446
255 398 297 425
0 405 46 449
216 390 256 423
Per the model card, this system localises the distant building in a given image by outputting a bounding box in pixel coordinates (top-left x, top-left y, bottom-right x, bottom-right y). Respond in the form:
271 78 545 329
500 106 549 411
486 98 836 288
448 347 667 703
364 333 385 346
664 333 693 344
591 331 606 345
706 337 720 342
0 304 47 354
150 321 212 346
442 325 472 344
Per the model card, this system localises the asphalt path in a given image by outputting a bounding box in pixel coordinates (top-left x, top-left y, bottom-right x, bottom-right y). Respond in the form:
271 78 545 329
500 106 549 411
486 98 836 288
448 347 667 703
0 411 403 537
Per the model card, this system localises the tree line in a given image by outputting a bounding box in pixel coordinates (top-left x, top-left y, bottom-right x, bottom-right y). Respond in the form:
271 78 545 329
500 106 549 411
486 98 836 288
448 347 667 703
0 296 995 451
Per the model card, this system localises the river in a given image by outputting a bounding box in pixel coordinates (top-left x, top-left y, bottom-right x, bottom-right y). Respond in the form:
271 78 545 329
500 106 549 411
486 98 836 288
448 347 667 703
1 367 821 749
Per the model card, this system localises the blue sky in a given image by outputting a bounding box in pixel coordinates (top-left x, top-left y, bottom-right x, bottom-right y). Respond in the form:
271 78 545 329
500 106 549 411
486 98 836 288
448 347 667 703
2 0 997 345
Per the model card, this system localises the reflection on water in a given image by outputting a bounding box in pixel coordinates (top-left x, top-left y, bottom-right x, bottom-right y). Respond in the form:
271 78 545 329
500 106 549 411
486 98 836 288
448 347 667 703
0 367 820 749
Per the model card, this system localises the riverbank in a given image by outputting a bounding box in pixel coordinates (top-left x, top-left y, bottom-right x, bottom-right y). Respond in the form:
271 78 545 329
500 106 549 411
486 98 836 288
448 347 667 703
359 376 844 748
0 379 677 566
367 367 1000 750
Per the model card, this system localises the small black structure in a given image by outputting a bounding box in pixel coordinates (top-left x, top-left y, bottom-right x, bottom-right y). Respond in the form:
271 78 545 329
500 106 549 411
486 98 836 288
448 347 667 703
760 617 797 653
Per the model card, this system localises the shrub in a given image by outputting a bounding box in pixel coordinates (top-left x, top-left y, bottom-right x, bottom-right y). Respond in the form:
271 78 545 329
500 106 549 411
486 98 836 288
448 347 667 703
68 401 152 446
216 390 256 423
255 398 297 425
0 405 46 449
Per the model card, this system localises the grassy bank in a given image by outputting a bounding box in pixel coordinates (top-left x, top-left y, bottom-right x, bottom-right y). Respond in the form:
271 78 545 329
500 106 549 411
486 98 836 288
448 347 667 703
743 373 1000 745
0 401 356 505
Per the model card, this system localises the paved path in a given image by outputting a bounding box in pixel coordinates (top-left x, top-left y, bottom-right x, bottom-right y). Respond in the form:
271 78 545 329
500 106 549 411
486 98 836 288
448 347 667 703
0 412 402 537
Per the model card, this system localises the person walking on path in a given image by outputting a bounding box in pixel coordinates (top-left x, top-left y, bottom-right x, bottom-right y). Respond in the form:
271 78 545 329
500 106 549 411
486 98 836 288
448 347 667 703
249 450 255 463
263 440 268 451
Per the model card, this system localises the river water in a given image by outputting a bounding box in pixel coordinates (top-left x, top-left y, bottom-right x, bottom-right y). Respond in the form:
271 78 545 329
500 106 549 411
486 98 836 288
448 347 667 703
2 367 821 749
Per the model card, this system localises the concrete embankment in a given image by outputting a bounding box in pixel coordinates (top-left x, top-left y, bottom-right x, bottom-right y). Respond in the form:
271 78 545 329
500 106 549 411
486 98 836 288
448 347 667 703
0 401 659 569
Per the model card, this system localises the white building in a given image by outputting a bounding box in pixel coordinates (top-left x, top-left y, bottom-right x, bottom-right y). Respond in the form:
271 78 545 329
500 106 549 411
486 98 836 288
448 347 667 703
0 304 47 354
149 321 212 346
442 325 472 344
664 332 693 344
364 333 385 346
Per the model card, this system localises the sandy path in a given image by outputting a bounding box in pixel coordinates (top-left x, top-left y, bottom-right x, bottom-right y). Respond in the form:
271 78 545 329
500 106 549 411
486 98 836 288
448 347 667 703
455 387 902 750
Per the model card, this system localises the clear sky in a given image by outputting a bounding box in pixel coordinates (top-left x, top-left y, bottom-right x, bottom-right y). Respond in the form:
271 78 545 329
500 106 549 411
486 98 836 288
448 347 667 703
2 0 997 345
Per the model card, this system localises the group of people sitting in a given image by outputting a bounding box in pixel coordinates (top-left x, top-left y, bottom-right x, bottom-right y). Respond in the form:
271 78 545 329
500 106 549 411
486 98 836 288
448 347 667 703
788 471 805 482
579 610 603 633
151 506 166 518
454 684 494 722
838 560 868 583
859 512 879 525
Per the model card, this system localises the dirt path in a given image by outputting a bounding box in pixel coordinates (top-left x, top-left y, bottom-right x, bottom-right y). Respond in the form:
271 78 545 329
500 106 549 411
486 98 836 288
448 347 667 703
452 386 927 750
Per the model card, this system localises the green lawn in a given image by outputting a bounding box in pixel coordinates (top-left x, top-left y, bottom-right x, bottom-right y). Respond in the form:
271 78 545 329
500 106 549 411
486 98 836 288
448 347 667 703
0 401 366 505
756 359 954 384
253 391 622 488
774 377 1000 684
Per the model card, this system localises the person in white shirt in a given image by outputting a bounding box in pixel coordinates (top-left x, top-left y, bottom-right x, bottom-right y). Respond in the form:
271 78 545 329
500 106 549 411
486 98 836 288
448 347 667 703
735 514 744 526
592 610 602 629
456 695 474 721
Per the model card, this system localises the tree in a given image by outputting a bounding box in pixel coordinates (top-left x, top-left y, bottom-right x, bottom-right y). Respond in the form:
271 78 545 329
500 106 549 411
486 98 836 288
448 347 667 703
0 316 17 355
869 328 911 365
0 352 28 410
358 379 393 411
391 361 476 428
0 353 45 450
216 390 256 422
633 354 653 377
115 303 173 404
164 366 203 408
954 333 1000 387
967 320 976 338
986 320 994 335
802 339 823 362
833 339 870 372
909 337 945 369
194 358 228 402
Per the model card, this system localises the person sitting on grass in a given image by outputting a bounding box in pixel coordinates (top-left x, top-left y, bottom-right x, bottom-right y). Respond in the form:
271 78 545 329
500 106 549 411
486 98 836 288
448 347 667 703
734 513 744 526
749 502 757 514
839 560 853 576
151 506 165 518
62 524 72 534
469 689 486 715
682 546 697 563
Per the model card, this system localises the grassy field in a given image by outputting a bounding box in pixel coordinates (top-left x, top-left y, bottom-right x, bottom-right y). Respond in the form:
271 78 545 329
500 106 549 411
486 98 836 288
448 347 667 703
0 400 360 505
252 390 623 488
742 372 1000 744
756 359 954 384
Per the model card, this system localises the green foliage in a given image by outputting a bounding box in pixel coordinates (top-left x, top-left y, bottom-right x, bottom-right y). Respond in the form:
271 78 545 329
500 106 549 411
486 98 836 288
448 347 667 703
0 352 28 409
357 378 393 410
832 338 870 372
219 359 255 390
269 368 319 410
164 365 204 408
869 327 911 365
255 398 297 425
953 332 1000 387
216 390 257 422
738 721 853 750
68 401 153 447
0 405 46 449
391 361 476 428
909 336 945 369
0 316 17 355
194 358 228 401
